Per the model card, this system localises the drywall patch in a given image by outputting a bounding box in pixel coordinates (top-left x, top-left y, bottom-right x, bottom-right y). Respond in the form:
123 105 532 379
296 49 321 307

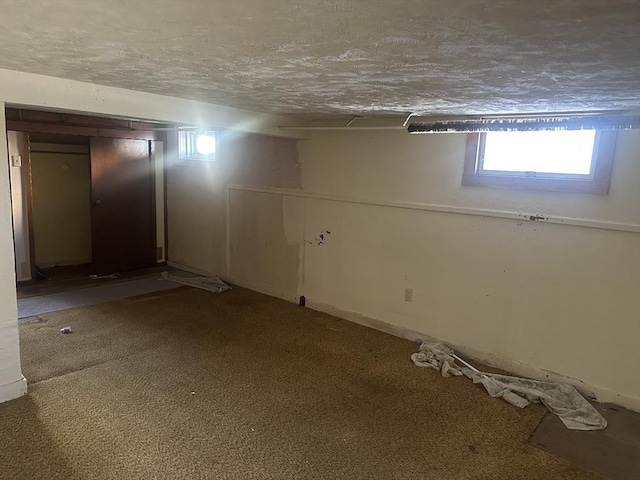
229 190 301 297
222 132 301 189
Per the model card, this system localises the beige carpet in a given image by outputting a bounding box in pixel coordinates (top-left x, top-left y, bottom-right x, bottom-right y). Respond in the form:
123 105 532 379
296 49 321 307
0 286 602 479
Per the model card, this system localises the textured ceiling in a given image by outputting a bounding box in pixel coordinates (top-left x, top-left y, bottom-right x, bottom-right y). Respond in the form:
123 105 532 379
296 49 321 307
1 0 639 117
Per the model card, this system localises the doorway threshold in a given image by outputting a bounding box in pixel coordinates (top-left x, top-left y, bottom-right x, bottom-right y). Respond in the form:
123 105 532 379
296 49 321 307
17 273 185 319
17 265 169 299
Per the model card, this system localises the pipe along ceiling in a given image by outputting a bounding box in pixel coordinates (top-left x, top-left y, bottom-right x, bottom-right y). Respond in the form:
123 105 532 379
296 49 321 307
407 111 640 133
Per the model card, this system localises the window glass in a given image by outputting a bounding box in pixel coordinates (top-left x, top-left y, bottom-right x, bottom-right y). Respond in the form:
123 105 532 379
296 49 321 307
482 130 596 176
178 131 215 161
462 130 617 195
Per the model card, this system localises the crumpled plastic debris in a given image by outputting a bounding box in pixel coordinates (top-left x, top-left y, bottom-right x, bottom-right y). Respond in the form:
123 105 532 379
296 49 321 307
411 342 607 431
160 271 231 294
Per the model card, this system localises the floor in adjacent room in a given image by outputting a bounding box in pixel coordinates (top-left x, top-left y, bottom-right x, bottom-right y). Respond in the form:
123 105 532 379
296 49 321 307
15 266 198 319
17 264 171 299
1 285 638 479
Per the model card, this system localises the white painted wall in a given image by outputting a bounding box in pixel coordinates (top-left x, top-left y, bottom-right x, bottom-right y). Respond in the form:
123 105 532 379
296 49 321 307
225 129 640 410
0 70 292 403
300 131 640 225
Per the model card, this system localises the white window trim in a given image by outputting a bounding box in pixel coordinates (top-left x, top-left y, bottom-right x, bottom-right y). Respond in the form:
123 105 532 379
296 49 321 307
462 131 617 195
178 130 216 161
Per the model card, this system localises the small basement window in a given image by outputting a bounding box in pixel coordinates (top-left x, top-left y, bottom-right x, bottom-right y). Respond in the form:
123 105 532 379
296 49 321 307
178 130 216 161
462 130 617 194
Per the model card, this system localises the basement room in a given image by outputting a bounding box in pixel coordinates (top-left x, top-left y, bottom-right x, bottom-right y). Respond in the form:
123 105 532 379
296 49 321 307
0 1 638 479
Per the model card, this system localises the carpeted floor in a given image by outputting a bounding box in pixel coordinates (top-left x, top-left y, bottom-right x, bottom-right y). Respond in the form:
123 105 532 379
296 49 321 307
0 286 602 479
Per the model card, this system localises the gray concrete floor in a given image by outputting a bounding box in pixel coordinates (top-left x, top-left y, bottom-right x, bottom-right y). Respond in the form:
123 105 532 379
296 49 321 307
530 402 640 480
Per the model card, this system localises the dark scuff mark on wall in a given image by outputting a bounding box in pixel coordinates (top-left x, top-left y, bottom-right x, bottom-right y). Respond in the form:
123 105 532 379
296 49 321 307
309 230 332 246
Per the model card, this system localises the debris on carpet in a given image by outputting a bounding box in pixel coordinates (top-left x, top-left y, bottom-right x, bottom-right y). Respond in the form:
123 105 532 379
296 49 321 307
89 273 120 279
411 342 607 431
161 271 231 294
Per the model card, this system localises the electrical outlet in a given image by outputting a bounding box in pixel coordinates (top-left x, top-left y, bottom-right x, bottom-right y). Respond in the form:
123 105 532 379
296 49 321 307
404 287 413 302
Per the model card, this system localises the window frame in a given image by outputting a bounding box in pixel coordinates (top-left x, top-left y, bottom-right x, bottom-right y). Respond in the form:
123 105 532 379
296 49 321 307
178 130 216 162
462 130 617 194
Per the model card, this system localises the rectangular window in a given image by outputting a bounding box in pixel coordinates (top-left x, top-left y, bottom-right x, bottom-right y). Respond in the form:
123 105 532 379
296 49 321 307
178 130 216 161
462 130 617 194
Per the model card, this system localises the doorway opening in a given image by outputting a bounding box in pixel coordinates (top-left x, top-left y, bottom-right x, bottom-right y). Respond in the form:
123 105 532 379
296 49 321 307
29 133 93 285
6 107 170 300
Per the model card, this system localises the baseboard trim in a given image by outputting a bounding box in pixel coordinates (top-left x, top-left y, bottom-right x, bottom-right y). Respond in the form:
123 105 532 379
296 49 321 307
0 375 27 404
37 260 92 269
220 275 298 303
304 298 640 412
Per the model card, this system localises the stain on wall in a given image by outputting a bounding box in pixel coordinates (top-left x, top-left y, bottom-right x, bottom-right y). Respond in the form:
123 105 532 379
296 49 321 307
307 230 332 246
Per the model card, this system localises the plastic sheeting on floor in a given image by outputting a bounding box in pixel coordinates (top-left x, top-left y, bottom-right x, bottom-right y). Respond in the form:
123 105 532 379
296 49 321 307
411 342 607 431
160 271 231 294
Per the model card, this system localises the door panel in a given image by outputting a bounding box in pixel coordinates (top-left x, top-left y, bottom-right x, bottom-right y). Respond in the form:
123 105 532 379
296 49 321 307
90 137 155 274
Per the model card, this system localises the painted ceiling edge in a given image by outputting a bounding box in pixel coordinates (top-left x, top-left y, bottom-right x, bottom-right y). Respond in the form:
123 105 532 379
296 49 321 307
407 111 640 133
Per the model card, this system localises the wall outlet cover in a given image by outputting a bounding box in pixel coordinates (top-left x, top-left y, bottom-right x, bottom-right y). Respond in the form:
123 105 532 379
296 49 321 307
405 287 413 302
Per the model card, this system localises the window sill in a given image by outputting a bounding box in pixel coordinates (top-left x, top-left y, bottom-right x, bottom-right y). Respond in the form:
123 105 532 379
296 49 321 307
461 173 610 194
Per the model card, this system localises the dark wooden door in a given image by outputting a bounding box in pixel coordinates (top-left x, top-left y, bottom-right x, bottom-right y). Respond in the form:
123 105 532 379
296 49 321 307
90 137 155 275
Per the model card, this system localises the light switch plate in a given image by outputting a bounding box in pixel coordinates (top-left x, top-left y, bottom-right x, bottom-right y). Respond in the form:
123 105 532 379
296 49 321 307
11 155 22 167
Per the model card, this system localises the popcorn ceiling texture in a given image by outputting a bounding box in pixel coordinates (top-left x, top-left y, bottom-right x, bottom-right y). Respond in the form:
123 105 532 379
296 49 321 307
0 0 639 116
